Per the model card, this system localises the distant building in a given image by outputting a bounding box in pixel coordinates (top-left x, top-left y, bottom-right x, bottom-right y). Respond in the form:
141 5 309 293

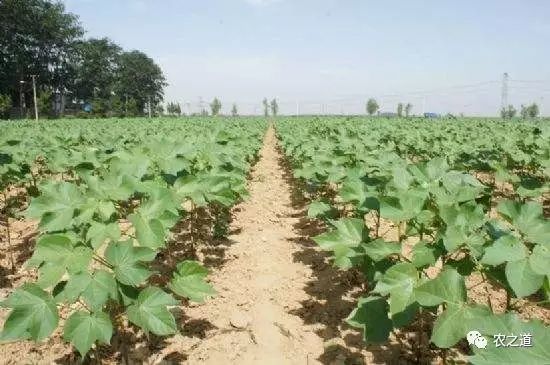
379 112 398 117
423 112 440 118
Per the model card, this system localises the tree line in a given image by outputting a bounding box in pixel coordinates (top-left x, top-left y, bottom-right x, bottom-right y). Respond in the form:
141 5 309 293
164 97 279 117
0 0 166 119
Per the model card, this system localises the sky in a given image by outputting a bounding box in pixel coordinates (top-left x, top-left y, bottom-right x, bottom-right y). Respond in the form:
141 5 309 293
62 0 550 116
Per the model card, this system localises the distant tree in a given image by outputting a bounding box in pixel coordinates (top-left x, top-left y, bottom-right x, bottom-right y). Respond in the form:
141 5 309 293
500 105 516 119
520 104 538 119
366 98 379 116
528 103 539 118
155 103 164 116
0 0 83 109
72 38 122 102
270 98 278 116
167 102 180 116
397 102 404 117
231 103 238 117
405 103 413 117
200 108 209 116
210 97 222 116
91 96 107 116
0 94 12 119
36 90 53 118
262 98 269 117
115 50 167 114
125 97 139 117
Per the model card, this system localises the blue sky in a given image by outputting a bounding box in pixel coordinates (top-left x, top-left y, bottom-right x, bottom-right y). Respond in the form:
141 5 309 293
63 0 550 115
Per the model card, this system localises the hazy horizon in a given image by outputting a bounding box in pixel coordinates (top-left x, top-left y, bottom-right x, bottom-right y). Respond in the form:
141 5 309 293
63 0 550 116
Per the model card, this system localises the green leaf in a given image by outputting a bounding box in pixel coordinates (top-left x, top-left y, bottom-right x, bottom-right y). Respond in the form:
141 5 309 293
312 218 367 269
0 284 58 341
129 213 166 249
481 235 528 266
307 200 337 219
362 239 401 262
415 267 466 306
26 182 84 232
497 200 550 244
411 241 442 268
105 241 156 286
63 311 112 356
530 245 550 276
127 287 178 336
168 261 216 303
505 258 544 298
346 296 393 343
86 222 121 250
29 234 93 288
469 313 550 365
373 263 417 315
431 304 492 348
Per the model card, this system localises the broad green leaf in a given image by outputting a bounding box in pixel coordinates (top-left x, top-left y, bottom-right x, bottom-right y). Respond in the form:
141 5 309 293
415 267 466 306
105 241 156 286
63 311 112 356
481 235 527 266
129 213 166 249
307 200 337 219
168 261 216 303
469 313 550 365
127 287 178 336
362 239 401 262
411 241 442 268
373 262 417 315
505 258 544 298
0 284 58 341
86 222 121 250
530 245 550 276
346 296 393 343
431 304 492 348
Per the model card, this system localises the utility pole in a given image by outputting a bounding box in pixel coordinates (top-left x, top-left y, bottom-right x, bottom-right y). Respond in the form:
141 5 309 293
501 72 509 111
31 75 38 121
19 80 25 118
295 101 299 116
148 96 152 118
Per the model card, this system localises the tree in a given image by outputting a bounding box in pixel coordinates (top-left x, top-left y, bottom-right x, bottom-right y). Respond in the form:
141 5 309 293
36 90 53 118
108 95 124 117
405 103 413 117
500 105 516 119
124 97 139 117
231 103 238 117
0 0 83 110
115 50 167 115
72 38 122 102
270 98 278 116
262 98 269 117
528 103 539 118
210 97 222 116
397 103 403 117
0 94 12 119
166 102 181 116
519 104 538 119
366 98 379 116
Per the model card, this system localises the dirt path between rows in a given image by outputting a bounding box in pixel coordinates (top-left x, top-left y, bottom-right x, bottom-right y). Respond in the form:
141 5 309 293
0 125 399 365
177 126 395 365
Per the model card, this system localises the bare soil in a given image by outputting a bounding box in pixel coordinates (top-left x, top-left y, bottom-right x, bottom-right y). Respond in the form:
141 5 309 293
1 126 547 364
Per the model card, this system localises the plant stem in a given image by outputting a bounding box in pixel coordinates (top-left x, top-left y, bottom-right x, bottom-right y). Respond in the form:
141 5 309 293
3 191 16 273
93 254 113 269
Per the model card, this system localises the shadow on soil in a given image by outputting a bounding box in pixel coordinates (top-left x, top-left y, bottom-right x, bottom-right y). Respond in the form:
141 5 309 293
276 145 436 365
